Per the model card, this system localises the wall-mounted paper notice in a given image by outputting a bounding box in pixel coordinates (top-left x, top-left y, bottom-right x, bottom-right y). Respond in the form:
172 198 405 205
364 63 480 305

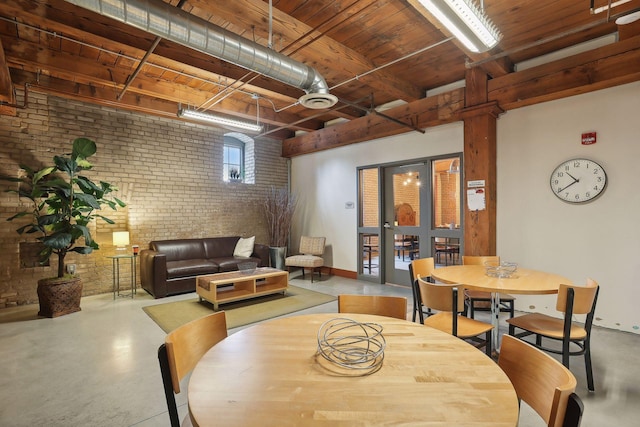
467 188 486 211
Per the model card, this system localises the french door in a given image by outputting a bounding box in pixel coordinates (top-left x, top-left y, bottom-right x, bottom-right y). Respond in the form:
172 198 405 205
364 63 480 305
383 164 429 286
357 155 462 286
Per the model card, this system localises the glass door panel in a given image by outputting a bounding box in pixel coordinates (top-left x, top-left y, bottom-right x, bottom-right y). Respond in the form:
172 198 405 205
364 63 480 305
432 157 461 230
431 157 462 266
358 168 380 278
384 165 427 286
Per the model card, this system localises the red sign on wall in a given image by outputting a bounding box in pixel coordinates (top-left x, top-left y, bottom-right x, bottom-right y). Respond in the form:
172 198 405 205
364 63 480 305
581 132 597 145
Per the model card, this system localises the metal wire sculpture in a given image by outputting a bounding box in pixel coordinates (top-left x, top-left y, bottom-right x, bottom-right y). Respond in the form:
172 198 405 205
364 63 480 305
316 317 386 376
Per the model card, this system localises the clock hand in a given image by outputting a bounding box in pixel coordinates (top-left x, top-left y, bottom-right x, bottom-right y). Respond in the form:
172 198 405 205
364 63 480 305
557 180 579 193
566 172 580 183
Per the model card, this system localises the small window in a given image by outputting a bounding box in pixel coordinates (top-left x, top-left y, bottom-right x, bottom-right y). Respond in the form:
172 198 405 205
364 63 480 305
223 133 255 184
223 138 244 182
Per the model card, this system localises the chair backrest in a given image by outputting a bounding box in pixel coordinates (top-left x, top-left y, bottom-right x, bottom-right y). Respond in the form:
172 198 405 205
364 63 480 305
299 236 326 256
556 278 599 315
563 392 584 427
462 255 500 265
338 294 408 320
499 335 577 427
416 277 465 314
409 257 435 283
165 311 228 393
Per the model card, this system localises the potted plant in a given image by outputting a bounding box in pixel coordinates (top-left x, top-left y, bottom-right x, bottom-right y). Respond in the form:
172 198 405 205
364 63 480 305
263 186 297 269
1 137 125 317
228 168 242 182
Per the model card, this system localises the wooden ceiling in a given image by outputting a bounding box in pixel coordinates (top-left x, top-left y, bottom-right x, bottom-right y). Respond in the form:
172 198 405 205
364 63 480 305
1 0 639 156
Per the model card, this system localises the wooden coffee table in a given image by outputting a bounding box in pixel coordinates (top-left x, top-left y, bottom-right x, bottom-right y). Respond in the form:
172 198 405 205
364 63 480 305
196 267 288 310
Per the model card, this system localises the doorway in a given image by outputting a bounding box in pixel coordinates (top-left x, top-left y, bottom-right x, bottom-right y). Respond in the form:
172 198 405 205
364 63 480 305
357 155 462 286
383 164 428 285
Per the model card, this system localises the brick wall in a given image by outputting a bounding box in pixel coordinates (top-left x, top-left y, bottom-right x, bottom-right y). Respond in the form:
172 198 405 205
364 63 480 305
0 90 289 308
360 168 378 227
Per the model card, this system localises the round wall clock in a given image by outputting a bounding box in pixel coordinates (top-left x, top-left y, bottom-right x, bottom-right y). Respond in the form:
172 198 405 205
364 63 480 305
549 158 607 203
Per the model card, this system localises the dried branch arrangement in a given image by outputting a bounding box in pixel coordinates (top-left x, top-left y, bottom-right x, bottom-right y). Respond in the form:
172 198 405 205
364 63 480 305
264 186 298 247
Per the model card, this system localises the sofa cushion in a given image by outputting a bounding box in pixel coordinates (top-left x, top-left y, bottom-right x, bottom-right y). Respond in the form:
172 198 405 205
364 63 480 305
217 256 262 272
233 236 255 257
166 259 219 279
203 237 241 259
151 239 206 262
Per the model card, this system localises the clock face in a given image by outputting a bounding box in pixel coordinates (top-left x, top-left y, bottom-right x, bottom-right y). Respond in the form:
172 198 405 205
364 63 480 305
550 158 607 203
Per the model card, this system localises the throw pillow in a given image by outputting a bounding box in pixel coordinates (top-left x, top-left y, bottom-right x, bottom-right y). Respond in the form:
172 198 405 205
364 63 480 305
233 236 255 257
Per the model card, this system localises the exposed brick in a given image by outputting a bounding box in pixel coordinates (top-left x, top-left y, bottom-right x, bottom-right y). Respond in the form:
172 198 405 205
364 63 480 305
0 90 289 308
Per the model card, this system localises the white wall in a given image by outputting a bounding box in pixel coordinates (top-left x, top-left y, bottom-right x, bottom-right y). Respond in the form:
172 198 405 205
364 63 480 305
290 123 463 270
497 81 640 333
290 81 640 333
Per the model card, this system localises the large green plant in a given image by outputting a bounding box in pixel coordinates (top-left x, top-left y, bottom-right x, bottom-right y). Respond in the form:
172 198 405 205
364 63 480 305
2 137 126 278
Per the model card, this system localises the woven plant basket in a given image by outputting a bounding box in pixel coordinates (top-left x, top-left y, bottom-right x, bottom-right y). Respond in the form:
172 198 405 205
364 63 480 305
37 276 83 318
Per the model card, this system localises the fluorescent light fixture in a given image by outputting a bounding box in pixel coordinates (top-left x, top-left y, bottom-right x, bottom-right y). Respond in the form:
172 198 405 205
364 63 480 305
178 108 262 132
413 0 502 53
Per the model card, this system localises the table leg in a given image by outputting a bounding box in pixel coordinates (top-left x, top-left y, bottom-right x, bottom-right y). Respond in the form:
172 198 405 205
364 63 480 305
491 292 501 351
129 256 135 299
133 255 137 295
112 258 117 300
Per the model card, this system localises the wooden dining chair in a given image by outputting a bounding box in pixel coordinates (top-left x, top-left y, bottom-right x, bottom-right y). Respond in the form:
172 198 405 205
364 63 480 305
416 276 493 356
338 294 408 320
499 335 577 427
563 392 584 427
507 279 599 391
408 257 435 322
158 311 228 427
462 255 516 319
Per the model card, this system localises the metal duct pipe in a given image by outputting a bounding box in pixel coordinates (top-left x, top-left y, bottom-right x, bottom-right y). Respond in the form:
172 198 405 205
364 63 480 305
65 0 337 109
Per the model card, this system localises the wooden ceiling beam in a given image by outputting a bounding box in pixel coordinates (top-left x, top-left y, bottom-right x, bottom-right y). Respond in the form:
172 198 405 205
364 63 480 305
618 19 640 40
2 36 325 131
8 69 303 135
284 35 640 156
1 0 362 125
0 2 296 105
489 35 640 110
282 88 464 157
187 0 425 102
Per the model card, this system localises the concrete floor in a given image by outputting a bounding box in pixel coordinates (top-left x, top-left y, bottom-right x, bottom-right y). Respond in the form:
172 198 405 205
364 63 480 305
0 274 638 426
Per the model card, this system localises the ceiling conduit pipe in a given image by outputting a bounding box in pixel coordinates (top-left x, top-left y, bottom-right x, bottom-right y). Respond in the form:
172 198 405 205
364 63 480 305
65 0 337 109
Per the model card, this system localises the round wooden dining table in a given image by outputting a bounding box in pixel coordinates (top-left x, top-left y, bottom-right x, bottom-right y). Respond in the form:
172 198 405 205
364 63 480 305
432 265 572 349
188 313 519 426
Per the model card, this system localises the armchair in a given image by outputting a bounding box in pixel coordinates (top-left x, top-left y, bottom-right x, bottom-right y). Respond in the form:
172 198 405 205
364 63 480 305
285 236 326 282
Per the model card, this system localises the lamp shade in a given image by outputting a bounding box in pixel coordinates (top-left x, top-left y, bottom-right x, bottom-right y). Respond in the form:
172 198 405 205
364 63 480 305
112 231 130 247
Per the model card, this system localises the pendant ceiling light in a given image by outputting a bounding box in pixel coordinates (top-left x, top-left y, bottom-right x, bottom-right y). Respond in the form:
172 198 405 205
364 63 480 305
411 0 502 53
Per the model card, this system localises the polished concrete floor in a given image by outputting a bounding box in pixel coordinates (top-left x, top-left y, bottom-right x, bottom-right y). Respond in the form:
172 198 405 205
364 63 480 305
0 274 638 426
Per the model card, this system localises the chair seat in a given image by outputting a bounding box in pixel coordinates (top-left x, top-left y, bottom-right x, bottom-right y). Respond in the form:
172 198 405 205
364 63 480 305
285 255 324 268
507 313 587 340
424 312 493 338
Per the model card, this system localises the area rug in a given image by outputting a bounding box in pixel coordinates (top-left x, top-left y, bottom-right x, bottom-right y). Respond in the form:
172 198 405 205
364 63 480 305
142 285 336 333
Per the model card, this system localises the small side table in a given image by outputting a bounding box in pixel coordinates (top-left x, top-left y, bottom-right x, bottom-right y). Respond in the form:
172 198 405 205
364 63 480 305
107 254 137 299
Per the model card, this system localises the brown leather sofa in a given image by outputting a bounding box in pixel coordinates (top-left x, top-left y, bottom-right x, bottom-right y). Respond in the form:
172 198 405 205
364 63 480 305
140 237 269 298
